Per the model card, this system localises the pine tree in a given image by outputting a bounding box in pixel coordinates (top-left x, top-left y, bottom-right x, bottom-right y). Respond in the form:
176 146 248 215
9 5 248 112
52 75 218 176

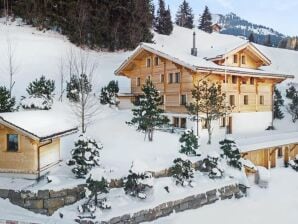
175 0 194 29
85 176 110 208
66 74 92 103
179 129 200 156
274 87 284 120
170 157 194 187
186 80 232 144
0 86 15 112
248 33 255 43
67 134 102 178
200 153 224 179
26 75 55 100
264 35 272 47
127 79 169 141
220 139 242 170
155 0 173 35
287 94 298 123
198 6 213 33
286 85 297 99
100 80 119 106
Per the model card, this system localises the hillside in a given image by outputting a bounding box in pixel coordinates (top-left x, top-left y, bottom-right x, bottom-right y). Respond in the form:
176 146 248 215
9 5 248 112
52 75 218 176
214 13 286 47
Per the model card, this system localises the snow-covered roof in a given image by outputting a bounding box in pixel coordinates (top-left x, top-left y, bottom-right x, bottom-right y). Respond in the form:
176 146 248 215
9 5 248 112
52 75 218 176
237 131 298 153
0 111 78 142
115 25 296 80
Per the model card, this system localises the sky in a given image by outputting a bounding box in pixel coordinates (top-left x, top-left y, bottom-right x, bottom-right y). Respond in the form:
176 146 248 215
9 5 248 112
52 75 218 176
155 0 298 36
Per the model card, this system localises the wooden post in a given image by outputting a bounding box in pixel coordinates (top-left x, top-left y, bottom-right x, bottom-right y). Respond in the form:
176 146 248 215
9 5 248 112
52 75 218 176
255 79 258 112
163 58 167 111
238 77 241 112
264 149 270 169
284 146 289 166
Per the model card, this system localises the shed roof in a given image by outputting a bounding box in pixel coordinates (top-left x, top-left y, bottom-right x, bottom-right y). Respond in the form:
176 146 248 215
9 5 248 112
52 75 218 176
0 111 78 142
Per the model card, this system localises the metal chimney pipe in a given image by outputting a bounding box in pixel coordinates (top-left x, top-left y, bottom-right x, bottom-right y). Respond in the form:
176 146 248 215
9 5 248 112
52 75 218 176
191 32 198 56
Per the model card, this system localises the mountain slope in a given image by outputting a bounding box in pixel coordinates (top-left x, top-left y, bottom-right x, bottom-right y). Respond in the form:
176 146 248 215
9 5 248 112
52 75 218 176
214 13 286 47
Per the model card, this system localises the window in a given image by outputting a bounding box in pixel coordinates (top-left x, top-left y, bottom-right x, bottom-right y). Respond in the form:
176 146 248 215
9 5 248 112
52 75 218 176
136 77 141 86
244 95 249 105
250 77 254 85
242 79 247 84
180 94 187 105
260 95 264 105
173 117 179 128
154 57 159 66
7 134 18 152
229 95 235 106
160 74 164 83
232 76 237 84
233 54 238 64
175 72 181 83
219 117 226 128
168 73 174 83
180 118 187 129
146 58 151 68
241 55 246 64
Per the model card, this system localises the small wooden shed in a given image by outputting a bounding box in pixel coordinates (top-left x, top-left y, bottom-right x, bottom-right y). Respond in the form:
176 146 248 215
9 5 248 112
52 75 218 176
0 111 77 179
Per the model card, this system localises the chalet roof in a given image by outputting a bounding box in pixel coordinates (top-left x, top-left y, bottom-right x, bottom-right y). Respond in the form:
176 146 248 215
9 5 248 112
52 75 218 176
0 111 78 142
115 26 295 80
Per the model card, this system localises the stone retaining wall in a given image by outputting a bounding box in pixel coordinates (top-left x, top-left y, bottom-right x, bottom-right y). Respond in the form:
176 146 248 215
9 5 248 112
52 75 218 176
78 183 242 224
0 185 86 215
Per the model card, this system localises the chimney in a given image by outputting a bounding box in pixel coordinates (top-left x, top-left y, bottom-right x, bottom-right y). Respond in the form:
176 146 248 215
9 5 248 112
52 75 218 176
191 32 197 56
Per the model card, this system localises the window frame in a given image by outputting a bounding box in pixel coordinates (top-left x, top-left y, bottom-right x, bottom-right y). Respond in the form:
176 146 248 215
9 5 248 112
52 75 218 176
173 117 179 128
241 55 246 64
219 117 226 128
154 56 159 66
244 95 249 105
175 72 181 83
146 58 151 68
229 95 235 106
250 77 255 85
233 54 238 64
232 76 237 84
160 74 164 83
180 94 187 106
136 77 141 87
180 118 187 129
168 73 174 84
7 134 19 152
260 95 264 105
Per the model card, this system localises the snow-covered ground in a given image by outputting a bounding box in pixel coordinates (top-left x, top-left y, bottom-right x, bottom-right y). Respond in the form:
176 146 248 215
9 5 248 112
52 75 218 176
156 168 298 224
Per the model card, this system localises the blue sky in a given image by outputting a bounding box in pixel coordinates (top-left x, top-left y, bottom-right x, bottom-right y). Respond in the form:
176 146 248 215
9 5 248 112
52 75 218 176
155 0 297 36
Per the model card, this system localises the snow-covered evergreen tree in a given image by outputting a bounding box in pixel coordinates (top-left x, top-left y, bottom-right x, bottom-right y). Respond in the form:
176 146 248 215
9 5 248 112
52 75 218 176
220 139 242 170
127 79 169 141
200 153 224 179
124 161 153 199
289 155 298 171
155 0 173 35
21 75 55 110
100 80 119 106
274 87 284 120
198 6 212 33
66 74 92 103
175 0 194 29
248 32 255 43
170 157 194 187
0 86 15 112
286 85 297 100
287 94 298 123
179 129 200 156
67 134 102 178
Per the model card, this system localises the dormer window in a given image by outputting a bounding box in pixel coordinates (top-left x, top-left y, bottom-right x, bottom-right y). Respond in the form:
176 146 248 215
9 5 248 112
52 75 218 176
146 58 151 68
241 55 246 64
233 55 238 64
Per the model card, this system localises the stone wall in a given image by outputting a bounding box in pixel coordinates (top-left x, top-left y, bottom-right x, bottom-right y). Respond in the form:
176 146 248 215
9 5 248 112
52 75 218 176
0 185 86 215
78 184 242 224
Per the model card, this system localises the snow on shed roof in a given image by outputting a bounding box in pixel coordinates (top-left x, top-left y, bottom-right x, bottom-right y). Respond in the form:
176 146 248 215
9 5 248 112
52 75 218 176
0 110 78 141
236 131 298 153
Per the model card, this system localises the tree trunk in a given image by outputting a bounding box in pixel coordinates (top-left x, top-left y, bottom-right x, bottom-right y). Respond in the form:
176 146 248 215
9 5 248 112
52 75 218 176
207 119 212 145
148 129 153 141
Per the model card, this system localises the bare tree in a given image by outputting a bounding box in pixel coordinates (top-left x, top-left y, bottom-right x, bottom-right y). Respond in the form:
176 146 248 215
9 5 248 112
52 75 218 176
66 49 100 133
58 56 65 102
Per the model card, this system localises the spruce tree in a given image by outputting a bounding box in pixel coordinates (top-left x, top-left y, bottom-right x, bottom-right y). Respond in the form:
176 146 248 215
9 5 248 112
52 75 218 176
220 139 242 170
198 6 213 33
175 0 194 29
179 129 199 156
67 134 102 178
127 79 169 141
248 33 255 43
186 80 232 144
100 80 119 106
286 85 297 99
287 94 298 123
155 0 173 35
66 74 92 103
170 157 194 187
274 87 284 120
0 86 15 112
264 35 272 47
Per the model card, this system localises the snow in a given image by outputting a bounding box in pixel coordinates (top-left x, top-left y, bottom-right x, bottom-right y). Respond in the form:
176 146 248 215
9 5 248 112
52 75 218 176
0 104 77 140
256 166 270 182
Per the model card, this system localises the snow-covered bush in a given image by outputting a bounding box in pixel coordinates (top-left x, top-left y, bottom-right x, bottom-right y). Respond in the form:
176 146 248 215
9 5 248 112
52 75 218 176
179 129 200 156
170 157 194 187
200 152 224 179
220 139 242 170
100 80 120 106
289 155 298 171
66 74 92 103
0 86 15 112
78 175 111 217
21 75 55 110
67 134 102 178
124 160 153 199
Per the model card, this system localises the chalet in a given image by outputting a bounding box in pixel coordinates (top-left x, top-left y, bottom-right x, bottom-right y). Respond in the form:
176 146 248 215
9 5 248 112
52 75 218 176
0 111 77 179
115 28 298 170
211 23 222 33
